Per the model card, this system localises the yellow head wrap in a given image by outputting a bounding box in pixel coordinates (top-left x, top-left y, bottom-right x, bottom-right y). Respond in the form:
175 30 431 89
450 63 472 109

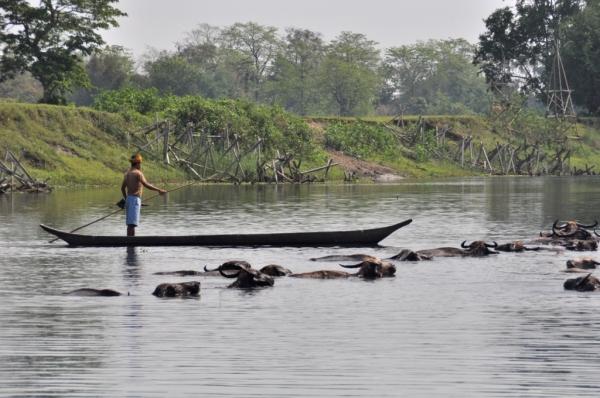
130 153 143 164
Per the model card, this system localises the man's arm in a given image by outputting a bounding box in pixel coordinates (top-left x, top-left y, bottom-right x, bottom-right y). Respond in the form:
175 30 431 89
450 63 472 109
140 172 167 194
121 175 127 198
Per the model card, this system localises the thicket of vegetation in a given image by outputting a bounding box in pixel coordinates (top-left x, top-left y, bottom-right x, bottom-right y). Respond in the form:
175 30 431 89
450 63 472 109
3 1 600 185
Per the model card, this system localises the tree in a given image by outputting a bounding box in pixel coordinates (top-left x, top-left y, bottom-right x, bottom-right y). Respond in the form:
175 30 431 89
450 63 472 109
0 0 125 104
561 0 600 114
474 0 583 99
267 28 325 115
0 72 42 102
72 45 135 105
145 52 208 96
321 32 380 116
384 39 490 115
219 22 281 101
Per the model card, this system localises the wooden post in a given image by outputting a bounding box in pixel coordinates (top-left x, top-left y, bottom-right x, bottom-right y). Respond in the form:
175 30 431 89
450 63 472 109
163 121 170 165
482 145 493 173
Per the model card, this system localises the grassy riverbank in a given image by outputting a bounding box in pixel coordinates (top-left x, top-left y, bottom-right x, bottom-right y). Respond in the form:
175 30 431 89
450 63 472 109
0 102 186 186
2 100 600 186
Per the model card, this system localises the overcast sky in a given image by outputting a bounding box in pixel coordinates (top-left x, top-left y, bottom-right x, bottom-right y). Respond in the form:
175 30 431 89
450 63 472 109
103 0 514 58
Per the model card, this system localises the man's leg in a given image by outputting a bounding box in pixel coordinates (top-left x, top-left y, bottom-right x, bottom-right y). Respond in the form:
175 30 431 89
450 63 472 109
125 195 141 236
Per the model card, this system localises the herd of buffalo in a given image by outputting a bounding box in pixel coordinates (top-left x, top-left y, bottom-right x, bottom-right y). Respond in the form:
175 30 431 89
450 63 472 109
65 220 600 297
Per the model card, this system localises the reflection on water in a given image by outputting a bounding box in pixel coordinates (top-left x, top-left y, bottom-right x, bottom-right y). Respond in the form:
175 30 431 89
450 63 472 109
2 177 600 397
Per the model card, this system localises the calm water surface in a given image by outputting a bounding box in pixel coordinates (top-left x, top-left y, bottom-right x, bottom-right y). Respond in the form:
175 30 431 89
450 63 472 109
1 177 600 397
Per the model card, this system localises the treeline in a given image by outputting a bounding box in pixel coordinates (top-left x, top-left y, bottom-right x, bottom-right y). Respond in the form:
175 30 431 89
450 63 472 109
1 22 491 117
4 1 600 117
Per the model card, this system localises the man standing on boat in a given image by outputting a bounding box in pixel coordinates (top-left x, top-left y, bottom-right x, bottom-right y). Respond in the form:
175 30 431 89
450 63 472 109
121 153 166 236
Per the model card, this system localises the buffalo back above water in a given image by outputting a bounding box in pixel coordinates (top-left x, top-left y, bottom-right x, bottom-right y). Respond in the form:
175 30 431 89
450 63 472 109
152 281 201 297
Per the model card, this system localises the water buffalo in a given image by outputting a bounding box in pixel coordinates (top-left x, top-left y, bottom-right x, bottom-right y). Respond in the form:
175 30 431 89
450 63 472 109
417 241 499 257
65 288 122 297
339 258 396 279
565 239 598 252
259 264 292 277
388 249 432 261
152 281 201 297
495 241 540 252
290 270 352 279
563 273 600 292
540 220 598 240
566 257 600 270
205 262 274 289
460 241 499 256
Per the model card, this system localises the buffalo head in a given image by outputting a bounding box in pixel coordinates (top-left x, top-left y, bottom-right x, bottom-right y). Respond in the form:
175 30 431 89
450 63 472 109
495 241 541 252
259 264 292 277
339 258 396 279
566 257 600 270
565 239 598 252
205 262 274 289
460 241 499 256
152 281 201 298
564 273 600 292
388 249 432 261
551 220 597 240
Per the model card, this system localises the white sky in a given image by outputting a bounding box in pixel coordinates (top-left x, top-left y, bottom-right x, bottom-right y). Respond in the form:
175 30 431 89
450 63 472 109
102 0 515 58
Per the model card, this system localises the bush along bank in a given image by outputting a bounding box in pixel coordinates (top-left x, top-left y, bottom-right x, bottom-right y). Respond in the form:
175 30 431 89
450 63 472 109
3 89 600 187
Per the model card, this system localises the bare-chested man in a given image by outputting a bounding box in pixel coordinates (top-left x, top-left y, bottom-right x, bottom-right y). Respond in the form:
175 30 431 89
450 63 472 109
120 153 166 236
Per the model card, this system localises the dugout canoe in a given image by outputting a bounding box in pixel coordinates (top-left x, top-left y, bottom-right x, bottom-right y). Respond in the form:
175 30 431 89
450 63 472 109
40 219 412 247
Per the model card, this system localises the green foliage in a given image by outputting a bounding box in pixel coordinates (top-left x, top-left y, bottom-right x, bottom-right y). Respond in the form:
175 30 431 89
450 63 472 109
266 28 325 115
384 39 490 115
93 88 316 160
93 88 169 115
324 121 397 159
562 1 600 115
72 46 136 106
145 53 210 96
0 72 42 102
0 0 125 104
321 32 380 116
475 0 583 96
164 96 315 159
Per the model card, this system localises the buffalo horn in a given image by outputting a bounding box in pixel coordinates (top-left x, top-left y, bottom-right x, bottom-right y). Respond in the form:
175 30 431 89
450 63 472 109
576 221 598 229
553 220 569 230
461 241 470 249
574 273 593 290
219 267 241 279
485 241 498 248
339 262 362 269
204 265 218 272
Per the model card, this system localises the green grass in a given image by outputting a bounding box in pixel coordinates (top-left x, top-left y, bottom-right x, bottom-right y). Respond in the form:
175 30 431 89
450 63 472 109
0 102 186 186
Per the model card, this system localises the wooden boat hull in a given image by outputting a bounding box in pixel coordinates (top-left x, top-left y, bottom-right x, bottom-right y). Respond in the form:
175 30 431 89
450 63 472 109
41 219 412 247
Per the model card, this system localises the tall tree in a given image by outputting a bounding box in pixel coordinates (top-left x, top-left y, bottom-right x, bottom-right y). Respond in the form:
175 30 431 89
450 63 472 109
561 0 600 114
0 0 125 104
321 32 380 116
72 45 135 105
0 72 42 102
145 52 208 97
268 28 325 115
474 0 583 99
220 22 281 101
384 39 490 115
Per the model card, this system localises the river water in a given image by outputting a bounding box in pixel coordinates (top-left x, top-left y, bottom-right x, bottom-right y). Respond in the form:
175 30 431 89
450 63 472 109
1 177 600 397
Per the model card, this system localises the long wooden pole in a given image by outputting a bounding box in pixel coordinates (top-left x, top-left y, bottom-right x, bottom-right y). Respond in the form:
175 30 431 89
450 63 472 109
49 182 196 243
